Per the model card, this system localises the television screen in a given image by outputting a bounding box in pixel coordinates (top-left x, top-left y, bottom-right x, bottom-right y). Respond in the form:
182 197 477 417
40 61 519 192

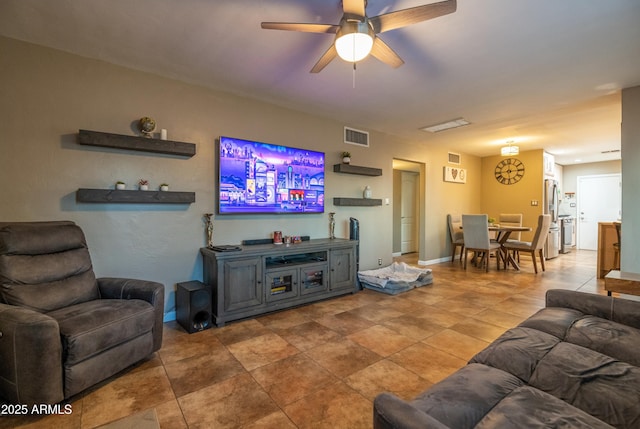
218 136 325 214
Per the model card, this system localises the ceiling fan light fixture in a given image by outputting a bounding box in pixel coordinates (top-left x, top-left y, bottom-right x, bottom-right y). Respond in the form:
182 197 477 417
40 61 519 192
335 21 374 62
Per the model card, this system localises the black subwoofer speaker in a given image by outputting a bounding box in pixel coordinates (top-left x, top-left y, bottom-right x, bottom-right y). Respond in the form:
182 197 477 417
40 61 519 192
176 281 212 333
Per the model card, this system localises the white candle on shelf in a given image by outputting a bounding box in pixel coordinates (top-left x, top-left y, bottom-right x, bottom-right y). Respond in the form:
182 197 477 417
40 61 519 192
160 129 168 140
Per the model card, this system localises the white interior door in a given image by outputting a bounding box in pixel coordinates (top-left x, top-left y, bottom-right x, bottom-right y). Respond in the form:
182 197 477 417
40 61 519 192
401 171 418 254
577 174 621 250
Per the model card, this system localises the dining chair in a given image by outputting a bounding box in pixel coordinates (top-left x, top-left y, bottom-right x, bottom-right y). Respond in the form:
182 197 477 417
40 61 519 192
447 214 465 262
462 214 502 272
499 213 523 261
503 214 551 273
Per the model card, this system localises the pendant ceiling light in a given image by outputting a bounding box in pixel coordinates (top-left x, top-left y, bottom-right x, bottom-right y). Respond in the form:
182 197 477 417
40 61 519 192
501 141 519 156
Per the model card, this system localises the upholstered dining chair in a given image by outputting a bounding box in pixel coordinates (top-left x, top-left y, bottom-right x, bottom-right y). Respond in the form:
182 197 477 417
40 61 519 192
503 214 552 273
447 214 464 262
462 214 502 272
0 221 164 405
499 213 523 260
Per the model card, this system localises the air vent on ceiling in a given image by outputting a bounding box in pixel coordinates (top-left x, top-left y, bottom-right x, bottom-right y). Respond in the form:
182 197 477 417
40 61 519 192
448 152 461 164
344 127 369 147
601 149 621 154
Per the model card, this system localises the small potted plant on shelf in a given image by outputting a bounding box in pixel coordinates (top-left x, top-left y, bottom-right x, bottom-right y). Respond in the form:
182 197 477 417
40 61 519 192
115 181 126 190
160 183 169 192
139 179 149 191
341 151 351 164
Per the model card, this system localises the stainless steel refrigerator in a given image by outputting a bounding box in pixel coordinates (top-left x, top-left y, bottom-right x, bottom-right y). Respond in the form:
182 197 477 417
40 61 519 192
544 179 560 259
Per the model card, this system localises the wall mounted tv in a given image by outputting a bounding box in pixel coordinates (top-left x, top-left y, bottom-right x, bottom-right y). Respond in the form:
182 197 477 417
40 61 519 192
218 136 325 214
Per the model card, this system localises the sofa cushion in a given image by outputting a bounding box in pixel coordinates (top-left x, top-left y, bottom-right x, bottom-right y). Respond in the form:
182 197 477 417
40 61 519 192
475 386 615 429
529 342 640 428
470 327 560 383
411 363 524 429
565 316 640 367
519 307 584 339
47 299 155 365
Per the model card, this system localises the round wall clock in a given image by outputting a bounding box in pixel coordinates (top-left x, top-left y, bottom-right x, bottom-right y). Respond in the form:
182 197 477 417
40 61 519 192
494 158 525 185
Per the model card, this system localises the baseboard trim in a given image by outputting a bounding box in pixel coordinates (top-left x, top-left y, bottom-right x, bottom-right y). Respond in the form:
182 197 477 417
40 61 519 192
391 252 402 257
418 256 451 266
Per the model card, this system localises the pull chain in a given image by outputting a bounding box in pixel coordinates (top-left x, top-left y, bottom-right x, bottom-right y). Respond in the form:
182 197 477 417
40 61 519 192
353 62 356 88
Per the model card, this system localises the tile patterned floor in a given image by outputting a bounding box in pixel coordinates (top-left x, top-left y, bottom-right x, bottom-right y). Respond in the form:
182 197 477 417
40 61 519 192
2 249 614 428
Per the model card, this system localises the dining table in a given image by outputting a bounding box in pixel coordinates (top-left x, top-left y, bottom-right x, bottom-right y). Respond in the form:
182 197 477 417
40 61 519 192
489 225 532 270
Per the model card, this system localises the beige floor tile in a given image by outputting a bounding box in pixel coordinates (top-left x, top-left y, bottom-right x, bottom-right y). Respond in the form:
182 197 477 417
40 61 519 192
306 338 382 378
343 303 407 323
422 328 490 361
154 400 188 429
471 308 529 329
345 359 432 401
450 319 508 343
178 373 279 429
257 309 311 330
274 320 342 351
80 366 175 428
283 381 372 429
413 305 468 328
242 411 298 429
158 331 224 365
347 325 416 357
313 311 375 336
389 343 467 384
163 344 245 397
251 354 338 406
214 318 271 346
381 313 445 340
226 332 300 371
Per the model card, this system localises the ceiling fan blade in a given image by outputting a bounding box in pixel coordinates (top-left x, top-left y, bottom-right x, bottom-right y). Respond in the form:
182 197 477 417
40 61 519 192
370 37 404 68
310 44 338 73
261 22 338 34
369 0 456 34
342 0 366 18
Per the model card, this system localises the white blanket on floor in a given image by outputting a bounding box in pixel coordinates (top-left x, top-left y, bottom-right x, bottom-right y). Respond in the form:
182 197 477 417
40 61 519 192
358 262 432 288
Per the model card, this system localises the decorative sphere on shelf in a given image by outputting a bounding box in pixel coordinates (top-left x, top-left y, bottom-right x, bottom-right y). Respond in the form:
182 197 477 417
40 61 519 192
138 116 156 137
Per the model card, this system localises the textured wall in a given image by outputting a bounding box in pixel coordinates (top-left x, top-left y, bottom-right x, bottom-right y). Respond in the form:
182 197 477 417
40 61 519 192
0 36 482 319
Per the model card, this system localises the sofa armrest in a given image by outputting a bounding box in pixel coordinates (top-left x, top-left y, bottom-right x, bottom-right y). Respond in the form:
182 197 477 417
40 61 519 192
97 278 165 352
0 303 63 405
374 393 450 429
545 289 640 330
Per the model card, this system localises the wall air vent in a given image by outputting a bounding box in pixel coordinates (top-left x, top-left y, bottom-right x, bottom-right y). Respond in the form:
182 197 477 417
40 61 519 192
448 152 461 164
344 127 369 147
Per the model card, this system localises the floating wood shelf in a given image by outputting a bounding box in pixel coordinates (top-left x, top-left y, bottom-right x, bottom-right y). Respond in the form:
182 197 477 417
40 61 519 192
333 164 382 176
76 188 195 204
78 129 196 157
333 197 382 207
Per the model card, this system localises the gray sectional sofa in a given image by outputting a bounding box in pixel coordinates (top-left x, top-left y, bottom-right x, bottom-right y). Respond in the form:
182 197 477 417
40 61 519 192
374 289 640 429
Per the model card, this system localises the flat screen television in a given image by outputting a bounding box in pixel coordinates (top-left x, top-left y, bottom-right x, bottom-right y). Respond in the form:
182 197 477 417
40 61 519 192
218 136 325 214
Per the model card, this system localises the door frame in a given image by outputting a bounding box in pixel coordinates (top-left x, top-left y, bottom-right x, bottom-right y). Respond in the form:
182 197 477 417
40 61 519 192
576 173 622 250
392 159 426 261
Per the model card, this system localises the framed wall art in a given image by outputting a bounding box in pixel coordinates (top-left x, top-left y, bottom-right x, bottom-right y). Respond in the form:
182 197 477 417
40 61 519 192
443 166 466 183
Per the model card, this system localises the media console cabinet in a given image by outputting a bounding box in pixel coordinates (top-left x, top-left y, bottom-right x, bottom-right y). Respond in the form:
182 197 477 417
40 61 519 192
200 238 358 326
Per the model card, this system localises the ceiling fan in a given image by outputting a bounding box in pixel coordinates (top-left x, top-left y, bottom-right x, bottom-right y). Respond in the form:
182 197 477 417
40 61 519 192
261 0 457 73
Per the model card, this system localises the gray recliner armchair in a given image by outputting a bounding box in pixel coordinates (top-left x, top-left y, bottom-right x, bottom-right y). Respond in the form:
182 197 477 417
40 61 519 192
0 221 164 405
